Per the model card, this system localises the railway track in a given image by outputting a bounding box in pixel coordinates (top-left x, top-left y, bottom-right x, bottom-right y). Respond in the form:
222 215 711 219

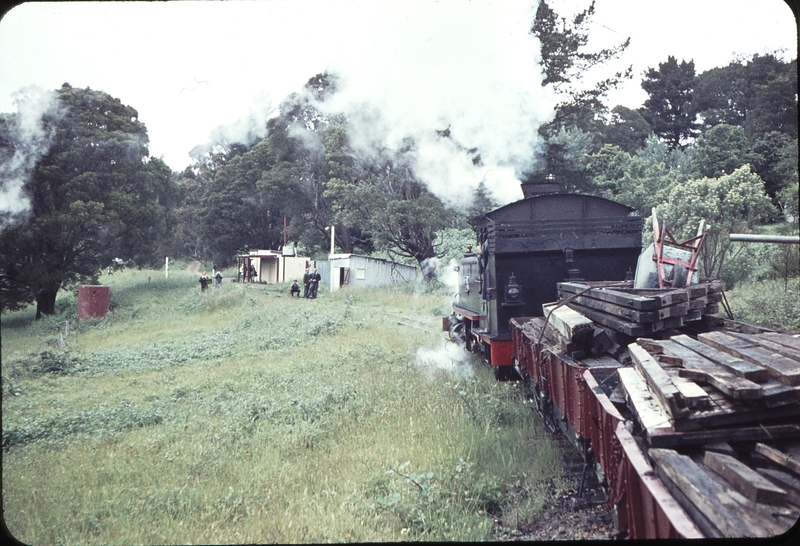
497 432 615 541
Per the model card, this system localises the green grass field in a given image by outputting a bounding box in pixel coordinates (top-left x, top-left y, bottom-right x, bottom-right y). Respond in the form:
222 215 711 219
2 266 562 544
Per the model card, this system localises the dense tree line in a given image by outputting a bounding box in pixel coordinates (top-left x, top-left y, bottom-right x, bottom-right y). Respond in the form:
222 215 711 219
532 1 797 284
174 73 467 271
0 84 179 317
0 1 796 317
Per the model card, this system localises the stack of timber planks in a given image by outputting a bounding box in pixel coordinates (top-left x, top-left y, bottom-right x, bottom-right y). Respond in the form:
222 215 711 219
557 280 723 336
541 279 800 537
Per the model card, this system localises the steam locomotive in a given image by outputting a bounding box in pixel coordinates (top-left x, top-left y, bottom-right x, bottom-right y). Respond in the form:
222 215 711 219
444 176 643 378
443 177 800 539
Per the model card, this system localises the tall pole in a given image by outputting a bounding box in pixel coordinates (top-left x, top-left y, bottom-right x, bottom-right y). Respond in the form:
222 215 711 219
330 225 335 257
165 256 169 279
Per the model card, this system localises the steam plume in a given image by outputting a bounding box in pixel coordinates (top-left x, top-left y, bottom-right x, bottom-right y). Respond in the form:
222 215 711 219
309 0 556 207
0 85 62 228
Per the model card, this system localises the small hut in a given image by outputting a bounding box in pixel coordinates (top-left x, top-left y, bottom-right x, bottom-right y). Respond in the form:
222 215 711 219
236 249 309 284
327 254 418 292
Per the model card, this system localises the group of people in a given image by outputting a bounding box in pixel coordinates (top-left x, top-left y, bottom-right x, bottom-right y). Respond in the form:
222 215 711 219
291 267 321 298
199 270 224 291
200 264 321 298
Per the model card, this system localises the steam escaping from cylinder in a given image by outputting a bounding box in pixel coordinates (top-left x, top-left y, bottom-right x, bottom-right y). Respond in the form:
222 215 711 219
416 342 474 381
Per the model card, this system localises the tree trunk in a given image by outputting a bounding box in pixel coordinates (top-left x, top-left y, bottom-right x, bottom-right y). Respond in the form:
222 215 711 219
336 226 354 254
35 285 59 320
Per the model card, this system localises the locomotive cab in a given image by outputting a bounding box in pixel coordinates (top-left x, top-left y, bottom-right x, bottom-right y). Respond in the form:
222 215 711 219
445 179 643 378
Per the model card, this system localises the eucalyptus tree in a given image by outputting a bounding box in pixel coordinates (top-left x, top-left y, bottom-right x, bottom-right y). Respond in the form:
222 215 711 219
0 84 178 317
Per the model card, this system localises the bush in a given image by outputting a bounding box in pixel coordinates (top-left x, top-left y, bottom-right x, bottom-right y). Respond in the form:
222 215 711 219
725 277 800 331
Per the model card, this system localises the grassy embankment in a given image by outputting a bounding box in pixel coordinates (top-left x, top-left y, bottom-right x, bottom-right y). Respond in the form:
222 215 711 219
723 276 800 332
2 265 562 544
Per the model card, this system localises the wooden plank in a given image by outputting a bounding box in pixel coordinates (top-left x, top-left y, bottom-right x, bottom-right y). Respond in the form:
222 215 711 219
648 339 764 400
648 424 800 449
629 343 689 419
676 388 800 430
698 331 800 386
558 282 657 310
697 455 797 537
703 450 787 505
564 302 648 337
670 334 769 382
689 297 708 310
522 317 557 346
760 381 800 407
704 280 725 293
617 367 672 431
686 284 709 300
559 292 682 323
650 459 721 538
760 332 800 352
542 303 594 343
726 332 800 362
720 319 773 334
589 326 614 356
648 448 768 537
580 355 622 368
664 369 711 409
755 443 800 476
636 338 664 353
656 353 684 367
685 309 702 322
649 315 686 332
757 468 800 508
678 368 763 400
608 287 690 306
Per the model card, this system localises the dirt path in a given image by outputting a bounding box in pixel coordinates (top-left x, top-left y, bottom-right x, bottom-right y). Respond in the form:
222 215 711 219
185 260 201 275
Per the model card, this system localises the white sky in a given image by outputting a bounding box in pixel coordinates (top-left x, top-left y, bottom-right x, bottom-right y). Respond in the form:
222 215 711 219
0 0 797 205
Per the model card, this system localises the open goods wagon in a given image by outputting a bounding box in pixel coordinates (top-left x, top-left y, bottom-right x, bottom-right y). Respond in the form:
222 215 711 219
510 288 800 540
444 176 800 539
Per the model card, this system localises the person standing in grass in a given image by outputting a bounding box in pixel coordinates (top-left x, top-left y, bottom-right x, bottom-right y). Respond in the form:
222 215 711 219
308 268 321 298
215 271 223 287
199 272 209 292
303 268 310 298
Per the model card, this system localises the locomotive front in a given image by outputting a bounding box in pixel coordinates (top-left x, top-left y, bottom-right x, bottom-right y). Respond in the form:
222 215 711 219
445 179 643 378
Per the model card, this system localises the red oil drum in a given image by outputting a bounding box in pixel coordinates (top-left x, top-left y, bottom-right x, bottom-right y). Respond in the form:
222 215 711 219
77 285 110 320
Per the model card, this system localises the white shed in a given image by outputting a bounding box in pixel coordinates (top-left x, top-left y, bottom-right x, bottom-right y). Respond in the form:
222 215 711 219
327 254 418 292
237 249 309 284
